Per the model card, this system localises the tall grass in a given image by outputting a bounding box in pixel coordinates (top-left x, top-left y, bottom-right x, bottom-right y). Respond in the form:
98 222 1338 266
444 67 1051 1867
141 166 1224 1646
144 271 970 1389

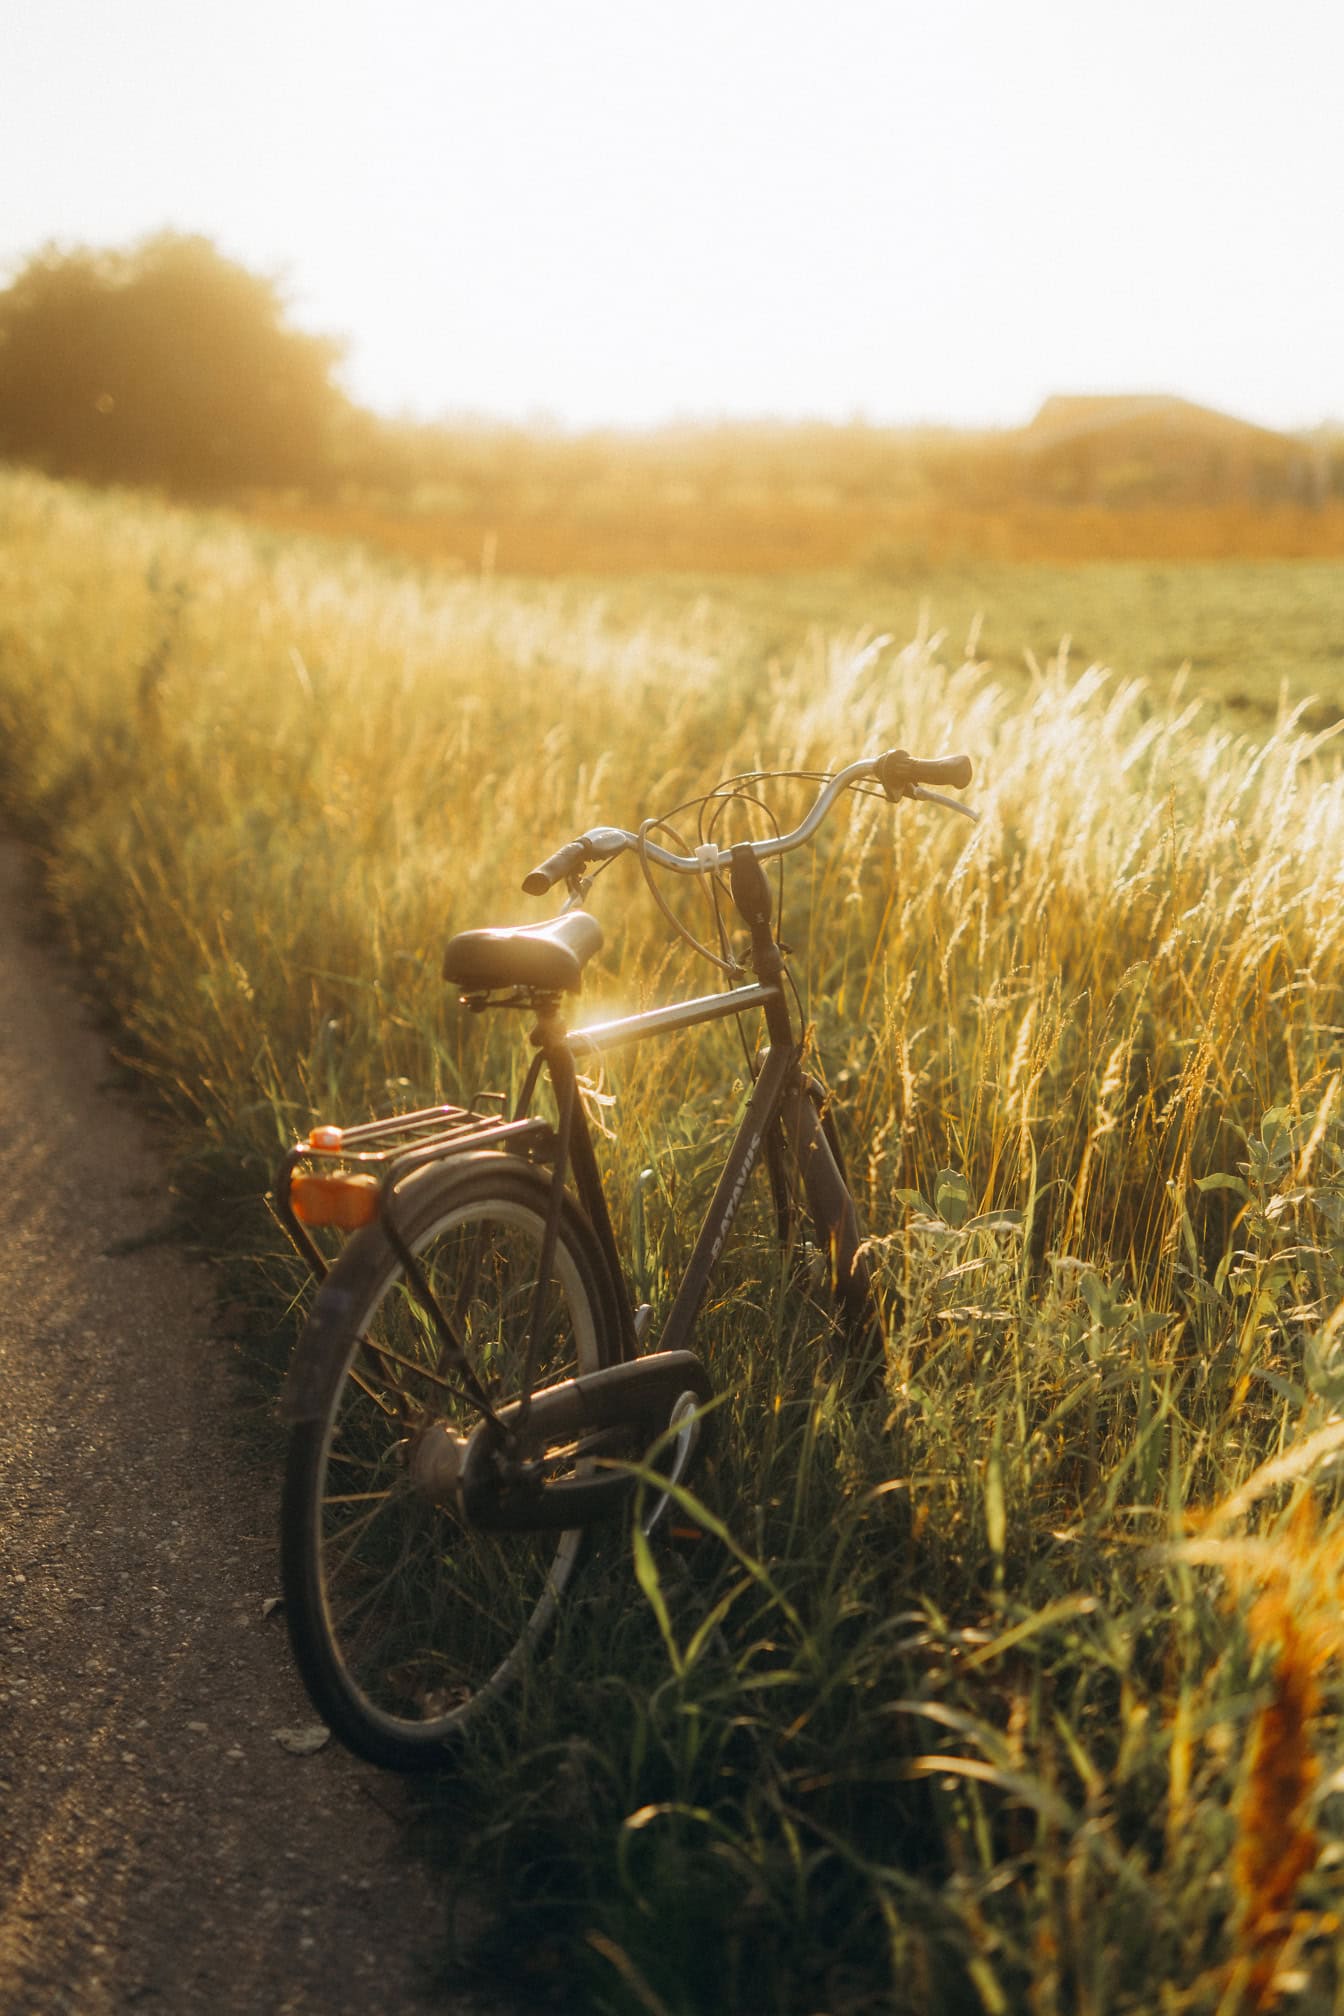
5 465 1344 2011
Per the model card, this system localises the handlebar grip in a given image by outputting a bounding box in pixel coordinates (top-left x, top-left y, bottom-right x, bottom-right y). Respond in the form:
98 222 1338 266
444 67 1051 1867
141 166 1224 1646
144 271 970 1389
522 839 588 895
876 748 973 796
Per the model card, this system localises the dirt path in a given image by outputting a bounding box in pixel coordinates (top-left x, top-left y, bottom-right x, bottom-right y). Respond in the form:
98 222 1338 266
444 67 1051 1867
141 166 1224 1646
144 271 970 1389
0 841 496 2014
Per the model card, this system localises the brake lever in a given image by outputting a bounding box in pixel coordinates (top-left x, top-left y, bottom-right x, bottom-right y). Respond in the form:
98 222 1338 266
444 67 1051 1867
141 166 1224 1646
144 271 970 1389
911 784 979 823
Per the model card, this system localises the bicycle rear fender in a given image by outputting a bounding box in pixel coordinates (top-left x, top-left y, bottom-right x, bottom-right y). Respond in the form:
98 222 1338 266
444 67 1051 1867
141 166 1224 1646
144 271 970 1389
282 1247 381 1424
280 1152 614 1424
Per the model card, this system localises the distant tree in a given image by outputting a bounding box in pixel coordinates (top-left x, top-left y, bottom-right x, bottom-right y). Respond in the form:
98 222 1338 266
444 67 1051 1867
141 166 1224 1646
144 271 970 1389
0 233 348 492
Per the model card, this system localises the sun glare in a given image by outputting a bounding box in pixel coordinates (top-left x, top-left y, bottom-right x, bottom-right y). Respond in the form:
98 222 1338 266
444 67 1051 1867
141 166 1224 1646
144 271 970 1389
3 0 1342 429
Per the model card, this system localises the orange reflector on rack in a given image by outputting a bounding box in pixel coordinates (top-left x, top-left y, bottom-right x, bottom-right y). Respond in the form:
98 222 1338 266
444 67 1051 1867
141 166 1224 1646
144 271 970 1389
290 1171 380 1229
308 1125 345 1151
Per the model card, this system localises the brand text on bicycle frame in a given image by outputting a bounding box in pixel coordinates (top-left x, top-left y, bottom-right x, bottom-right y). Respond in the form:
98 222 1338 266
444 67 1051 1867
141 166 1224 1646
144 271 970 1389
709 1128 764 1267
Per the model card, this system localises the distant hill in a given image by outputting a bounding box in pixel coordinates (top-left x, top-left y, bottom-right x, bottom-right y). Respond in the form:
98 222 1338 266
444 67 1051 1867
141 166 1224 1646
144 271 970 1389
1013 394 1331 506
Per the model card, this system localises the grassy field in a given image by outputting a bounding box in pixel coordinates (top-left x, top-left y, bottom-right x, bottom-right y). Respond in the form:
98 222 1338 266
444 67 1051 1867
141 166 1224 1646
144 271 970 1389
4 464 1344 2012
246 487 1344 574
535 559 1344 728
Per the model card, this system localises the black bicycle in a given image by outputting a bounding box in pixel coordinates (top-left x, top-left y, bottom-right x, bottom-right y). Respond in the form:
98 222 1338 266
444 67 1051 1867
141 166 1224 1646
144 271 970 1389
275 746 975 1769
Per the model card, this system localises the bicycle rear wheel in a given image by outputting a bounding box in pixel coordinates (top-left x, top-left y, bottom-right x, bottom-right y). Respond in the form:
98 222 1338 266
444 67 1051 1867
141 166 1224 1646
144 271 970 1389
282 1157 617 1771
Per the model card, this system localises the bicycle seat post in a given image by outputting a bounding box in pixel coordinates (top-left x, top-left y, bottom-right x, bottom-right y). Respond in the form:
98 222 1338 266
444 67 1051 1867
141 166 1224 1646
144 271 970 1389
528 992 567 1054
529 990 641 1361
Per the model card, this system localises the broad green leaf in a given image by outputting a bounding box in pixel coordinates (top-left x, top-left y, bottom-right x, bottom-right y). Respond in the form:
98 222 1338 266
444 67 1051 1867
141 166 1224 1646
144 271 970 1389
935 1168 970 1228
964 1209 1026 1235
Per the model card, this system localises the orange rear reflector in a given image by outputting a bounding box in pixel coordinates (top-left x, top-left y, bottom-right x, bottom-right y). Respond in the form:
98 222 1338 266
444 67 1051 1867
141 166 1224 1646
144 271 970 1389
308 1125 345 1151
290 1171 380 1230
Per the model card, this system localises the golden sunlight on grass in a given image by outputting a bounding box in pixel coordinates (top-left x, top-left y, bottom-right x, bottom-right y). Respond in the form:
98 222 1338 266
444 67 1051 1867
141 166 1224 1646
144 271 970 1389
5 464 1344 2010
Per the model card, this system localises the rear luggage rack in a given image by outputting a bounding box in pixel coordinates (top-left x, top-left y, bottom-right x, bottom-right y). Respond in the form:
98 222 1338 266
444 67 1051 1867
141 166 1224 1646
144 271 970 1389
275 1101 554 1282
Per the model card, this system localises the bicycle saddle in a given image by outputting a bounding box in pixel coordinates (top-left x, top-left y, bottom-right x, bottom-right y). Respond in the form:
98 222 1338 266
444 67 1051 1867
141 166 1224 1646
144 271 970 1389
442 910 603 994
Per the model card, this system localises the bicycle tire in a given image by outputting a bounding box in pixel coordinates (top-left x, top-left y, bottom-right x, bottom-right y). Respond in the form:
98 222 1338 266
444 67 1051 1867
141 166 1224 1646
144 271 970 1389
282 1157 619 1771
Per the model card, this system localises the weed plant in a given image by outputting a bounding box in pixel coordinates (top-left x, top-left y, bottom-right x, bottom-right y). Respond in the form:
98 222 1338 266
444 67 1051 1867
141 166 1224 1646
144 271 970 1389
5 466 1344 2010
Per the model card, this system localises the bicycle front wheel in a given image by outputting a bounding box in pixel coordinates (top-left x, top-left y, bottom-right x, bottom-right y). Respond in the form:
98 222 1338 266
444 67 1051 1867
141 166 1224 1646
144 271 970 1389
282 1157 617 1771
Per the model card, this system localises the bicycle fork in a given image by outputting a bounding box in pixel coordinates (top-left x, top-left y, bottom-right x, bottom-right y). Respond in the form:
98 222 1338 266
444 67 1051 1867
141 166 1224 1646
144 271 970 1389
728 840 883 1363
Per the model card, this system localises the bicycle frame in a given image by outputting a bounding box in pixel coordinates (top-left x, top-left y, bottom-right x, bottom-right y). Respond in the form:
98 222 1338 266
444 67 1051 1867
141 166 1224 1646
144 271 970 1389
524 979 805 1364
496 840 874 1384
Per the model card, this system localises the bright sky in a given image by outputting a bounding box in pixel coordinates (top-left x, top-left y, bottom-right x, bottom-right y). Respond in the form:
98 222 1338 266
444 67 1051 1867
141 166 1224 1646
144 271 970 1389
5 0 1342 433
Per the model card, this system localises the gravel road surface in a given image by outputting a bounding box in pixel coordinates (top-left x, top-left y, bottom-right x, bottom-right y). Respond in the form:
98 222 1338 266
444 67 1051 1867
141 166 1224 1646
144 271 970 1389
0 840 498 2014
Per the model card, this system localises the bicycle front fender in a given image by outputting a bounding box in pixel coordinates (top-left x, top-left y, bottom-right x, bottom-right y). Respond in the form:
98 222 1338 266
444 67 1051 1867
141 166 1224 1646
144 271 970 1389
776 1077 883 1352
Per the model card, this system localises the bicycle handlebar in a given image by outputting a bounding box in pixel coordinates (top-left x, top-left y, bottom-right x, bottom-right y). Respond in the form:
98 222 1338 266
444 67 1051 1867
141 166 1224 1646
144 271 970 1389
522 839 589 896
521 748 976 893
875 747 973 795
